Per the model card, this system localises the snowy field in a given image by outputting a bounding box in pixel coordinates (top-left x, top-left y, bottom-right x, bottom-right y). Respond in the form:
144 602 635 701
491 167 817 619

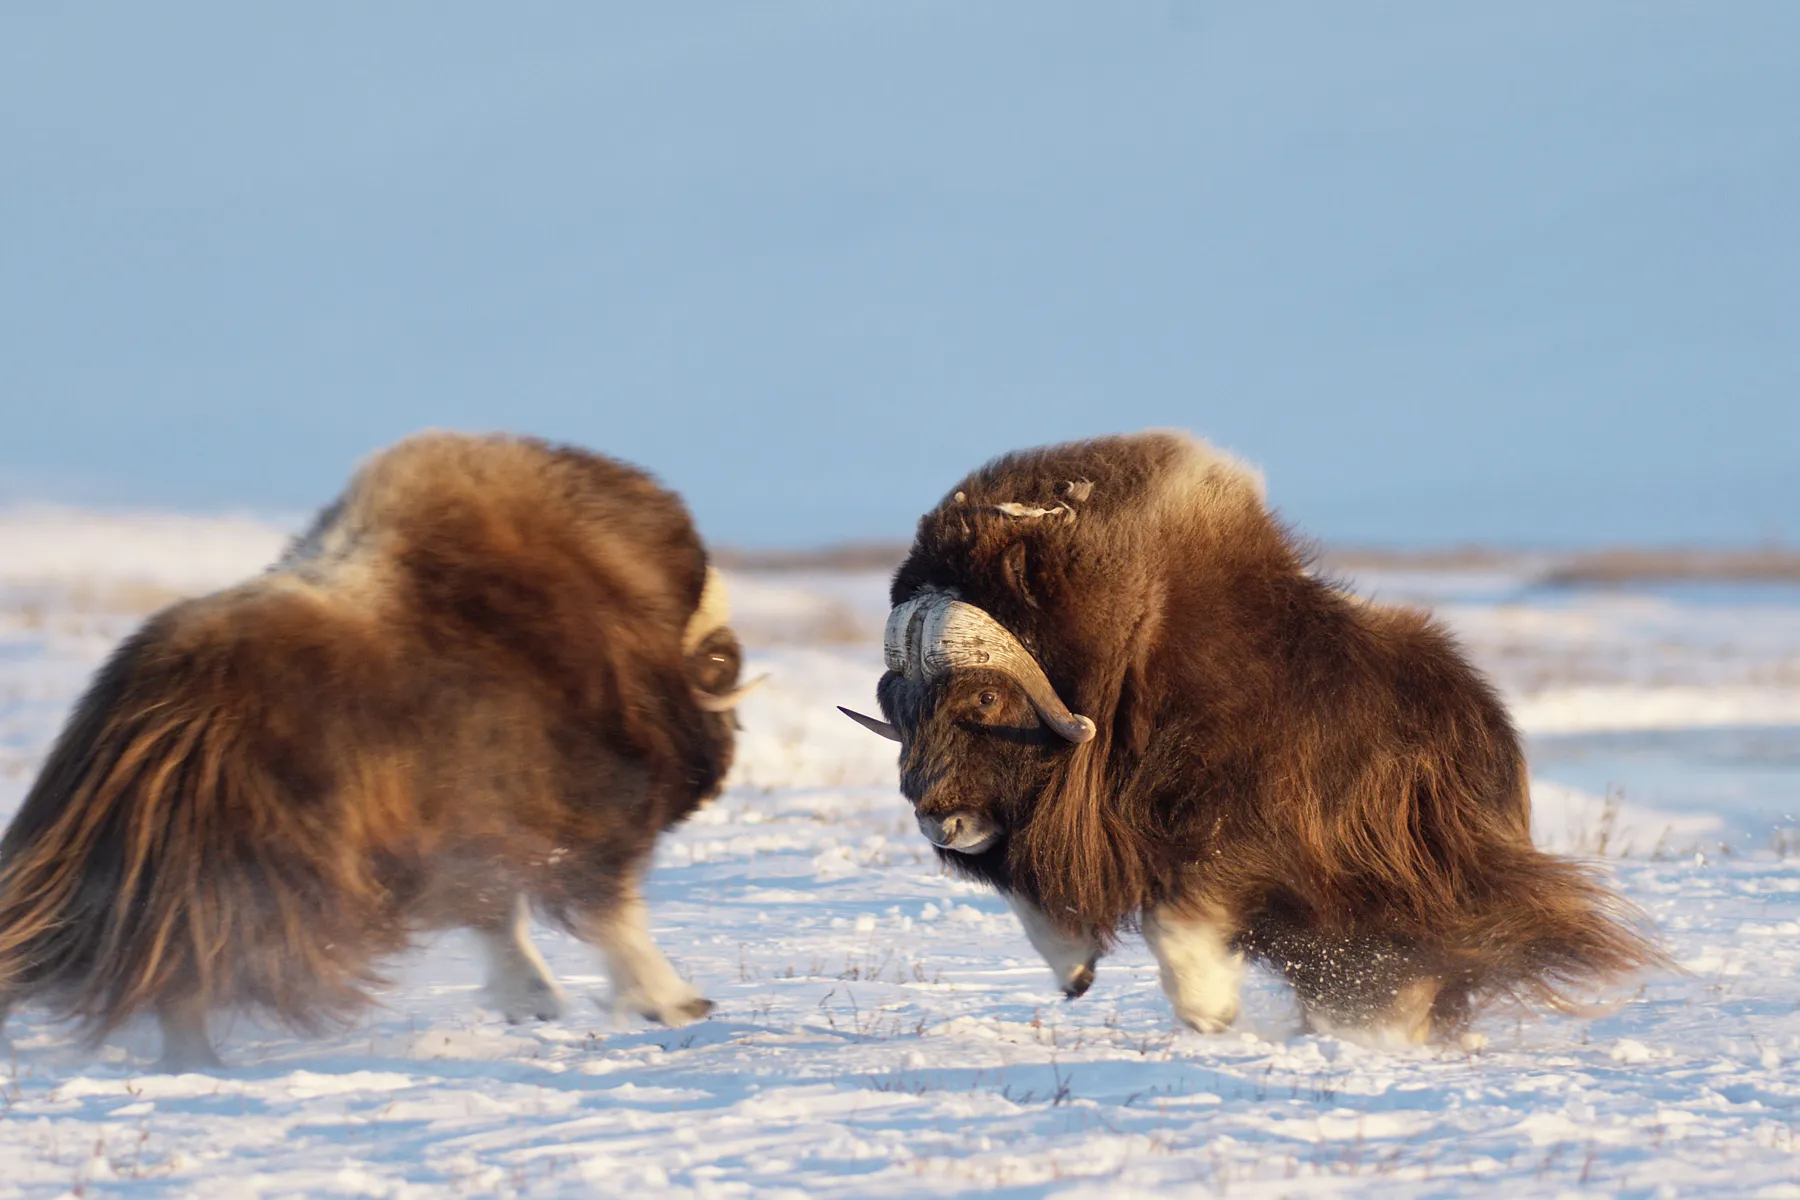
2 510 1800 1197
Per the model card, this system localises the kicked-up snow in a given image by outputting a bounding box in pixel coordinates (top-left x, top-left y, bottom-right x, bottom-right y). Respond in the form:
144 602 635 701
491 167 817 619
3 515 1800 1196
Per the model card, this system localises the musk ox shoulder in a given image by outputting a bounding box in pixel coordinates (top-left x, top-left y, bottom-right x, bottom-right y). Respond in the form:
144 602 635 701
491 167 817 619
843 430 1664 1044
0 432 753 1068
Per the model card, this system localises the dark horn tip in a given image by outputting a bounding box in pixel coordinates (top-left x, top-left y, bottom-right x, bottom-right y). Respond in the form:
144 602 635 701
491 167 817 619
838 706 903 742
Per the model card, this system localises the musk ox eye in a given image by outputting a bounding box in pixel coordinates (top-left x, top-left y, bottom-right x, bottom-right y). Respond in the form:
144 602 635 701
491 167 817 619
689 629 742 693
977 689 999 709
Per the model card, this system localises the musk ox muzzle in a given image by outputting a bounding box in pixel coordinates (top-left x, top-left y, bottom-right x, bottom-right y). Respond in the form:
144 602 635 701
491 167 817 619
838 588 1096 744
916 809 1001 854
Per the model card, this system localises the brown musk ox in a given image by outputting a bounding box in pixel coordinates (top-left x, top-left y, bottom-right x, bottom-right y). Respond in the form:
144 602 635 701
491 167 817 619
0 432 755 1068
839 431 1664 1044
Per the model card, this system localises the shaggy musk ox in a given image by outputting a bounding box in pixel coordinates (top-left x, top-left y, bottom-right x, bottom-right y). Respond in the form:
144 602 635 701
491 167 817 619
841 431 1663 1043
0 433 753 1068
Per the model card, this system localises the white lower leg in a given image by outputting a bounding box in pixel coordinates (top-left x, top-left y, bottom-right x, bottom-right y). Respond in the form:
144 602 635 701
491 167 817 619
1007 894 1101 998
1142 905 1245 1034
475 896 567 1023
583 888 712 1027
155 995 222 1071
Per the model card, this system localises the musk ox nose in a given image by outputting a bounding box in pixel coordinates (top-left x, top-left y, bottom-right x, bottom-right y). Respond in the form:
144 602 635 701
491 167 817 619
916 809 1000 854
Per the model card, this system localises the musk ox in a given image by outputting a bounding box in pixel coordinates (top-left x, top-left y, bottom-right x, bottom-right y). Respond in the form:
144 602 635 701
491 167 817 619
840 431 1663 1044
0 432 753 1068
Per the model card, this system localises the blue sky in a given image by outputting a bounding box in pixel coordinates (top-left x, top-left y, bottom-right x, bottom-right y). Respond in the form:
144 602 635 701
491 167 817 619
2 3 1795 547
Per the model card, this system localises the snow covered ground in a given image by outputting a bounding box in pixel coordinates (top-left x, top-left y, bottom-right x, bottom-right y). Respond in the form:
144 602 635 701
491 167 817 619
3 511 1800 1197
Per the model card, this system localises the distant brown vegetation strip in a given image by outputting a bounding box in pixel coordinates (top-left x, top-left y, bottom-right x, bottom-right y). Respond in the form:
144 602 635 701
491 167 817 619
1536 548 1800 586
717 541 1800 585
712 542 910 572
1320 546 1526 571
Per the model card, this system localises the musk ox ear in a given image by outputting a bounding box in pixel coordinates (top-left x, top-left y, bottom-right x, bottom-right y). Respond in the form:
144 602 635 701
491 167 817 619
1113 645 1159 762
1001 541 1037 609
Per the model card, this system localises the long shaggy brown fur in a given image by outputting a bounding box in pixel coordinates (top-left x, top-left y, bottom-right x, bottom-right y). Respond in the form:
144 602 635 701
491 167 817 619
878 430 1665 1035
0 432 739 1046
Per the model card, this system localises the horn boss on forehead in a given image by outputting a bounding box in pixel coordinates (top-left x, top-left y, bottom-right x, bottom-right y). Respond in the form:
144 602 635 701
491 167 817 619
881 588 1095 744
683 567 731 654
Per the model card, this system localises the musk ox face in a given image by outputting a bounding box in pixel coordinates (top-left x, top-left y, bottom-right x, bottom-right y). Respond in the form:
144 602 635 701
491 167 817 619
843 585 1097 864
875 665 1069 859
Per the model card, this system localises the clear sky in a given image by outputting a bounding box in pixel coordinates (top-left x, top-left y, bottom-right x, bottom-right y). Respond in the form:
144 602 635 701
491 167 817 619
2 3 1795 547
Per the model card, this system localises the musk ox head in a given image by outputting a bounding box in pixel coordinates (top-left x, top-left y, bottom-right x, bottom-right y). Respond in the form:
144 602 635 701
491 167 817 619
839 430 1269 932
844 588 1095 859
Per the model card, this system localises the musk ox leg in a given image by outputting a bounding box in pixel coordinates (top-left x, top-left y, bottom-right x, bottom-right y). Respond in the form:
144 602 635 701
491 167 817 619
1143 906 1245 1034
1299 977 1440 1047
473 895 568 1024
154 993 223 1072
1268 930 1445 1045
579 887 713 1028
1006 895 1101 998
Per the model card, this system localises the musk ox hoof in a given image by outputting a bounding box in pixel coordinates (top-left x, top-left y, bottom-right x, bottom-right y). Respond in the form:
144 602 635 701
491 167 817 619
495 982 569 1025
1062 963 1096 999
482 967 570 1025
154 1043 224 1074
675 997 717 1022
642 995 715 1027
1176 1009 1237 1035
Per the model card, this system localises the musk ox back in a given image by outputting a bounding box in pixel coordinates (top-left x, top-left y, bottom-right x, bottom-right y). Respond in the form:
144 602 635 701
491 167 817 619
0 432 750 1067
842 430 1664 1044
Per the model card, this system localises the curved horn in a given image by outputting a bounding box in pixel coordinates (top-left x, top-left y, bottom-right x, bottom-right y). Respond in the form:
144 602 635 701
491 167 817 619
683 567 732 654
889 592 1096 744
837 706 902 742
923 600 1097 743
692 673 768 712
